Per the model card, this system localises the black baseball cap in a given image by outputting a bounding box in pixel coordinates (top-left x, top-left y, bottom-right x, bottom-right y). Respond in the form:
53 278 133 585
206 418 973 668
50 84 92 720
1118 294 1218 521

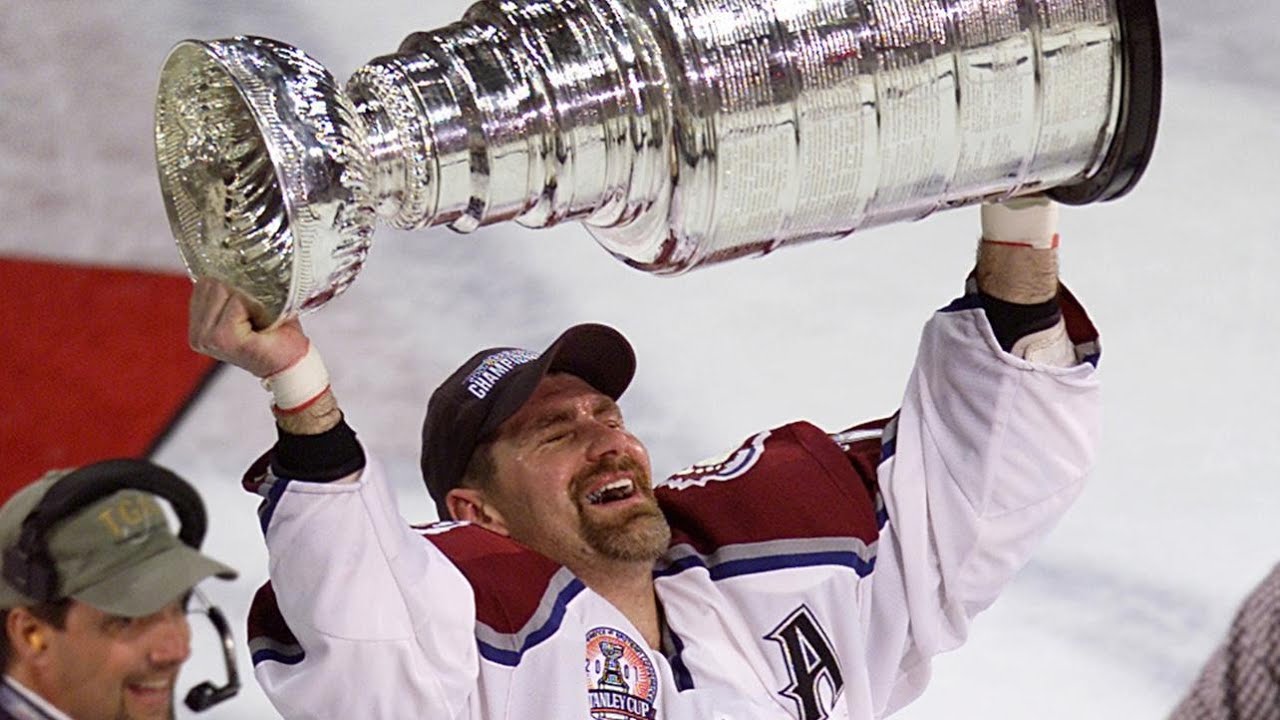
420 324 636 519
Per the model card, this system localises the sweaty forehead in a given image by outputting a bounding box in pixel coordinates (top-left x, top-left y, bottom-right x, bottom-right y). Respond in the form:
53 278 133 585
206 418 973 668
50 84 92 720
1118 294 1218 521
499 373 620 436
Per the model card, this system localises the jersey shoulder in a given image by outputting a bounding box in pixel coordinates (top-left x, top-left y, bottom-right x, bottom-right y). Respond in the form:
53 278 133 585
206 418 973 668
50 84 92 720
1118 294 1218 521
247 523 579 671
418 522 578 636
656 419 889 556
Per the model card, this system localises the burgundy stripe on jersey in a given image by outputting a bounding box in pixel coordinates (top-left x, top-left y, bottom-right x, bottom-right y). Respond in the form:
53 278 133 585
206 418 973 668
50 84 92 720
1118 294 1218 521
423 524 563 635
247 583 305 666
1058 285 1101 366
422 523 585 667
244 525 583 669
655 536 878 581
241 452 294 537
830 416 892 530
828 417 891 492
656 421 882 558
241 452 272 495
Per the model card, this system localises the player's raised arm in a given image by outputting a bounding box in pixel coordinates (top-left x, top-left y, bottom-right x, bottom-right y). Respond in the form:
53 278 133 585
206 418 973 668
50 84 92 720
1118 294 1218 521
188 278 368 486
187 280 480 717
864 195 1102 714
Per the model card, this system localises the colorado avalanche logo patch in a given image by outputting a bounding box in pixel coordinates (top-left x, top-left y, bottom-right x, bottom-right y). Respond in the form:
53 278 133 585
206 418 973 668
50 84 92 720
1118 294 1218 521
585 627 658 719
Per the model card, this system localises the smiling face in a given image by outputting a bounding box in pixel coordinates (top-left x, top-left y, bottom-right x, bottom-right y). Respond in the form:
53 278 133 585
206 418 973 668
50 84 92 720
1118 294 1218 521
16 597 191 720
476 373 671 571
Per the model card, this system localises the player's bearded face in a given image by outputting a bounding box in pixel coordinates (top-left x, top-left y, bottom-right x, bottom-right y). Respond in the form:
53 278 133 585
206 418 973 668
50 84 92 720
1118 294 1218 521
568 454 669 562
487 373 671 567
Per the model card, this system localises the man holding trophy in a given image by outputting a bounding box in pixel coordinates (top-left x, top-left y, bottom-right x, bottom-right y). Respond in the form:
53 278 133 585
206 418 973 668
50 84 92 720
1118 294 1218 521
163 0 1159 715
190 195 1096 719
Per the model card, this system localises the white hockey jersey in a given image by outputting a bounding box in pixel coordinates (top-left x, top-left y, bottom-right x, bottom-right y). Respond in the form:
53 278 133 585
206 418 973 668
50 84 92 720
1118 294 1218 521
243 291 1101 719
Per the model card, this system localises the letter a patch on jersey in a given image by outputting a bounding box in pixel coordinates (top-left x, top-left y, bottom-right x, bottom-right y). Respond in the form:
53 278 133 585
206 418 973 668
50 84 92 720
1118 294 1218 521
765 605 845 720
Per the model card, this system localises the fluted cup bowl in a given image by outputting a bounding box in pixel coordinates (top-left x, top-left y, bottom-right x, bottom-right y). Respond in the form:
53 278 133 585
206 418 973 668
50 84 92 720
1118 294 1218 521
155 36 375 328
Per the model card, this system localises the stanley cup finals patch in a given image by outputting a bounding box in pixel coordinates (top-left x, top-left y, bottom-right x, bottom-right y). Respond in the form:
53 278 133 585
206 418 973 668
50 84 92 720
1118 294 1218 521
585 627 658 719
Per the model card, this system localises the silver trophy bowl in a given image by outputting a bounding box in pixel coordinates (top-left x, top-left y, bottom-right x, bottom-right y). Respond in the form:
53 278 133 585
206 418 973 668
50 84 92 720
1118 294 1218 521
155 0 1161 327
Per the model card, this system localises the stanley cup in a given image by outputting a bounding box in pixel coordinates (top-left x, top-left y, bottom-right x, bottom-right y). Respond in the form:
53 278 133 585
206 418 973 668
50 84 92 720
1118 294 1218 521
154 0 1161 327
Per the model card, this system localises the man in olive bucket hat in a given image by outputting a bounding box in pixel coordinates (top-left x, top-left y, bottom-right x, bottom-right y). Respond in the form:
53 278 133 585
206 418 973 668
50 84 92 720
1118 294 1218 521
0 459 236 720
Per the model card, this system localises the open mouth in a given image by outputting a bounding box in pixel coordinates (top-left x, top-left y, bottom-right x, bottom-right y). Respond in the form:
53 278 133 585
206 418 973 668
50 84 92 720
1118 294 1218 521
584 478 637 506
128 679 170 692
125 678 172 708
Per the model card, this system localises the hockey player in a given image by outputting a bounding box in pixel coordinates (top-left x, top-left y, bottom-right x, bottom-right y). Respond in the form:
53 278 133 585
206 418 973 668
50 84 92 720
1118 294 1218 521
189 196 1101 718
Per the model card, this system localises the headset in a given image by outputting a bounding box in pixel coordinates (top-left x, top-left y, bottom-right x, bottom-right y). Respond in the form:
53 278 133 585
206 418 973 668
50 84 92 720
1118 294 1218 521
1 459 240 712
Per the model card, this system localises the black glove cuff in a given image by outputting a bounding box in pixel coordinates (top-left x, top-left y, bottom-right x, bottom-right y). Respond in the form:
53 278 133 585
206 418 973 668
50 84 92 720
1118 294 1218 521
271 416 366 482
979 291 1062 352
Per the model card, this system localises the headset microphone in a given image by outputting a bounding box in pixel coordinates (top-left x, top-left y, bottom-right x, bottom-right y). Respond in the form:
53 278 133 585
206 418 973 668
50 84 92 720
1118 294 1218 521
183 594 241 712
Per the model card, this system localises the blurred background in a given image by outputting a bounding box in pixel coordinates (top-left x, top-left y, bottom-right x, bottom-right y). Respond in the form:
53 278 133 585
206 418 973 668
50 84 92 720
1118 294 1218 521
1 0 1278 716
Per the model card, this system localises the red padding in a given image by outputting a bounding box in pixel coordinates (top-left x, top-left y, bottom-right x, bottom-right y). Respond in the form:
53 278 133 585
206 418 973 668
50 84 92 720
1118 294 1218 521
0 257 218 502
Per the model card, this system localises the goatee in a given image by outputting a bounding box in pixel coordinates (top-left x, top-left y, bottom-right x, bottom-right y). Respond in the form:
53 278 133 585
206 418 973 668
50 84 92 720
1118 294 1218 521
572 456 671 562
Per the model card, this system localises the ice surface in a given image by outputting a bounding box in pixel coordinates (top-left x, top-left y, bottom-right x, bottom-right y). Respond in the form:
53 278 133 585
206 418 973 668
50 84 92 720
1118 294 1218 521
1 0 1277 717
